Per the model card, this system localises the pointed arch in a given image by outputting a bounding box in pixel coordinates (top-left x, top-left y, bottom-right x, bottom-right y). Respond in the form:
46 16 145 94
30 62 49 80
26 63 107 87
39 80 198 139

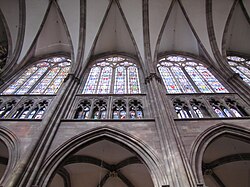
0 126 19 185
157 53 229 93
190 123 250 184
35 127 167 187
81 54 143 94
1 56 71 95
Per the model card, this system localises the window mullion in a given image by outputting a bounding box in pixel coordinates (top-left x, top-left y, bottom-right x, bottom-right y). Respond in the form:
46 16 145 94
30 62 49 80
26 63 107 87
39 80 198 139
111 65 116 94
182 67 199 93
197 67 215 93
28 68 50 94
43 67 62 94
14 68 40 94
169 67 183 93
125 67 128 94
95 67 103 94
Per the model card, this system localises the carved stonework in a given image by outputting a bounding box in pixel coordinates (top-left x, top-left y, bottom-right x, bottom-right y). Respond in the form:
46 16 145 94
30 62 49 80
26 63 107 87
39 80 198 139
145 73 162 84
169 93 250 119
64 73 80 84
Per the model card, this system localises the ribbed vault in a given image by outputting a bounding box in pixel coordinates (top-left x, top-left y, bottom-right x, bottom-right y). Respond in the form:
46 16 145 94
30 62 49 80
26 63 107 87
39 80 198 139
203 135 250 187
49 140 154 187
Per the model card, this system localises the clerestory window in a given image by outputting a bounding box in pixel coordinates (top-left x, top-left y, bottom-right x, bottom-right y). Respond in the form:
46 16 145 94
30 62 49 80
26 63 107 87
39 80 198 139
227 56 250 86
82 56 141 94
1 57 71 95
157 55 228 94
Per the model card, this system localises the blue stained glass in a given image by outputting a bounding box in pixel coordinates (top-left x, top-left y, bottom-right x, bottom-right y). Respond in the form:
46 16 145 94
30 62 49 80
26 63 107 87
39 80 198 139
100 109 107 119
28 110 36 119
120 110 126 119
97 67 112 94
35 108 45 119
130 110 136 119
158 66 181 93
128 66 140 94
83 67 101 94
230 108 242 117
185 66 212 93
16 67 48 94
171 66 196 93
238 66 250 80
2 67 38 94
2 58 71 95
137 110 143 118
114 66 126 94
228 56 250 86
45 66 70 94
213 107 225 118
224 108 232 117
31 67 60 94
82 57 141 94
113 111 119 119
231 67 250 85
196 66 228 93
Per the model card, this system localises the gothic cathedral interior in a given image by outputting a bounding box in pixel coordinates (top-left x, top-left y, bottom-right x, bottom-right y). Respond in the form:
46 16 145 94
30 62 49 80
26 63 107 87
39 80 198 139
0 0 250 187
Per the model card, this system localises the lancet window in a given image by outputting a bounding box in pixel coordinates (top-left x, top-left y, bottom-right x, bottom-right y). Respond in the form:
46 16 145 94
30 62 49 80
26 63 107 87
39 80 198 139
171 96 249 119
12 99 48 119
72 98 144 120
157 55 228 94
2 57 71 95
112 100 127 119
209 99 233 118
190 99 211 118
0 99 17 118
227 56 250 85
74 100 91 119
129 99 143 119
92 100 107 119
82 56 141 94
173 99 192 119
224 98 248 117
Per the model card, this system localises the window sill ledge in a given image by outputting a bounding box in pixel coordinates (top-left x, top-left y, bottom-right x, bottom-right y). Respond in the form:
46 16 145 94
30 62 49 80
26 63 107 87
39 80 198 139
61 118 155 122
174 117 250 121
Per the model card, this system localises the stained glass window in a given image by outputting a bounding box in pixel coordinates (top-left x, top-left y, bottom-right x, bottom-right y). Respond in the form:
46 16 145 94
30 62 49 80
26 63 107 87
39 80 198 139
11 100 48 119
82 56 141 94
2 57 71 95
185 66 212 93
82 67 101 94
74 100 91 119
0 100 16 118
158 55 228 93
129 100 143 119
97 67 112 94
158 64 181 93
172 66 196 93
227 56 250 85
114 66 126 94
92 100 107 119
112 100 127 119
